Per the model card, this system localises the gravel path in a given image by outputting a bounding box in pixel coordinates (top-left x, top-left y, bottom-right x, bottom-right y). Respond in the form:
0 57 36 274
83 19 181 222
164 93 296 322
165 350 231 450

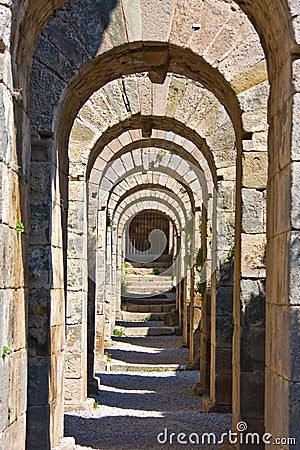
61 336 232 450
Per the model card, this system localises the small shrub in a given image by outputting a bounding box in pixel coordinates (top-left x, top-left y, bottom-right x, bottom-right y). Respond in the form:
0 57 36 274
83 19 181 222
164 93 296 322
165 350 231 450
2 346 12 359
151 267 160 275
8 407 13 420
113 328 125 337
228 244 235 260
16 220 25 234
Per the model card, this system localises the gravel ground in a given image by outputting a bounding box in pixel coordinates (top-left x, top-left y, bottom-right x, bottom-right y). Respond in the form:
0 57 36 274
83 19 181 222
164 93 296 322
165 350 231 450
61 336 232 450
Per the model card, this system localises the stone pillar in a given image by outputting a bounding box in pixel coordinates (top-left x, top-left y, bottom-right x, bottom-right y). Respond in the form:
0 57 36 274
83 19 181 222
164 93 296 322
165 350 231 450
232 83 268 446
203 178 235 413
0 78 28 449
27 137 65 448
190 209 202 366
65 179 88 408
264 60 300 447
95 208 106 357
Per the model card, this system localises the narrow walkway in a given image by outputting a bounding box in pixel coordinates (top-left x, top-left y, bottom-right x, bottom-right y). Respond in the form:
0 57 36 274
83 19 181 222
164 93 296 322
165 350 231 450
64 335 231 449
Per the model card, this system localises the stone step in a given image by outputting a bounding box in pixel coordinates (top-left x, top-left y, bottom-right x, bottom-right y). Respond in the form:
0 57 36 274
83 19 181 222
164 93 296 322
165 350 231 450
125 275 173 282
116 320 165 327
119 325 175 337
107 362 183 372
125 287 173 295
122 303 175 313
125 268 173 276
120 311 166 321
123 297 175 305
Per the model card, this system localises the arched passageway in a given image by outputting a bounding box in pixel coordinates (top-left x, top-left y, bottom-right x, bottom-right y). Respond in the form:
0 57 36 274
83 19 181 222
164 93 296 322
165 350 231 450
0 1 300 450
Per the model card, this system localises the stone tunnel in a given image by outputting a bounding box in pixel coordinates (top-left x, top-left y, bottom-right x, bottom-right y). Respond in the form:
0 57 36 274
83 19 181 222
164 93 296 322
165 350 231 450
0 0 300 449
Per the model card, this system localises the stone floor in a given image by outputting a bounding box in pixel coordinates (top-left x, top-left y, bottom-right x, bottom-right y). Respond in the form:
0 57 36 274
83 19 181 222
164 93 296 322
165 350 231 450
61 334 232 450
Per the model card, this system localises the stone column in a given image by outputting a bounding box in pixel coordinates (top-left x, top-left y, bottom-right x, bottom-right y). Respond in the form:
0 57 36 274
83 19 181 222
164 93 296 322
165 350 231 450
202 177 235 413
27 137 65 448
232 82 268 446
95 208 106 359
264 60 300 447
0 78 28 449
190 209 202 366
65 178 88 408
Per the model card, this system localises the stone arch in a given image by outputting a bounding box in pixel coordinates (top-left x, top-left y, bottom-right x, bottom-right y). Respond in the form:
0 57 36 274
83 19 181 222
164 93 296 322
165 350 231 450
1 1 298 448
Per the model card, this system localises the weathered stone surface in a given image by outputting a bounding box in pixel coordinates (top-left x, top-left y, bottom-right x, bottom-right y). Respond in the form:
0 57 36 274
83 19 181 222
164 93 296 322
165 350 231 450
242 188 265 234
241 234 266 278
242 152 267 189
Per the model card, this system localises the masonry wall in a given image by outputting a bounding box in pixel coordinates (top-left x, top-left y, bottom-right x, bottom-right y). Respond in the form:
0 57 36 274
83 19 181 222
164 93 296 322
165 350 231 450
0 2 28 448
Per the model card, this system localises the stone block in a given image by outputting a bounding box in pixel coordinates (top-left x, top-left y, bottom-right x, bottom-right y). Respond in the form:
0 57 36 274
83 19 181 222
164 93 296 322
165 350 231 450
240 371 264 418
265 367 289 441
289 382 300 442
265 303 290 380
9 349 27 418
164 310 179 326
216 316 233 346
266 232 289 306
27 357 50 406
66 291 86 325
66 324 86 354
290 232 300 306
51 324 64 355
2 413 26 450
241 233 266 278
216 287 233 316
67 258 86 291
240 279 265 327
64 377 86 405
141 0 174 41
50 395 64 448
215 347 232 374
49 351 64 402
0 357 9 430
0 163 20 227
215 374 232 406
65 352 85 378
242 152 267 189
28 246 51 289
291 162 300 230
242 188 265 234
289 306 300 380
26 405 50 449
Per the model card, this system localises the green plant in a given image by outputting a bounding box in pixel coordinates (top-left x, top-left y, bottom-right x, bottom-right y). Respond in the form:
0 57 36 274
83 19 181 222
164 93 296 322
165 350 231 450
228 244 235 260
2 346 12 359
16 220 25 234
143 315 151 322
124 261 129 269
196 280 206 296
8 406 13 420
169 286 176 293
113 327 125 337
93 401 99 409
19 171 30 181
195 247 204 271
156 151 166 163
151 267 160 275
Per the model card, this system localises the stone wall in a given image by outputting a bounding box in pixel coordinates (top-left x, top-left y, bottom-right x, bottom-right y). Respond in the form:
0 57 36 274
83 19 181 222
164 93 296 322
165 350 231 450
0 1 298 449
0 3 27 448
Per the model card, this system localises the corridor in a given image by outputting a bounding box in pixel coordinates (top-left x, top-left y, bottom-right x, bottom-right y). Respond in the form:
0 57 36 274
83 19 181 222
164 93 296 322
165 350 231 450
63 335 231 450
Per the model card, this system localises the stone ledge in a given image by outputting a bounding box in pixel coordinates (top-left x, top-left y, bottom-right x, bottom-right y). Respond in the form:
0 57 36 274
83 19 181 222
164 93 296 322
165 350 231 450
64 397 95 413
53 437 76 450
202 395 232 413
